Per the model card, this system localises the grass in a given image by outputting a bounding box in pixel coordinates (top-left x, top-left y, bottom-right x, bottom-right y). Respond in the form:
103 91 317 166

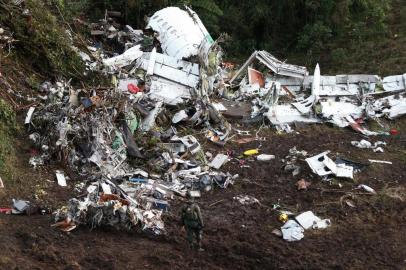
0 99 17 177
0 0 85 79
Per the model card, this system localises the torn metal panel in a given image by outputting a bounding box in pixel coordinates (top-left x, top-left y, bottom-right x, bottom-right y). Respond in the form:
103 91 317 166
103 45 143 69
306 151 353 179
270 76 304 94
137 52 200 88
140 101 163 132
230 50 308 85
305 151 334 177
382 74 406 92
148 77 192 105
303 74 379 96
147 7 213 60
265 105 320 125
292 95 316 114
336 164 354 178
295 211 321 230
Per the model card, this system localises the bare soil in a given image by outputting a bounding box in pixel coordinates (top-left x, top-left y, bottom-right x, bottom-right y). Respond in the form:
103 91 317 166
0 117 406 270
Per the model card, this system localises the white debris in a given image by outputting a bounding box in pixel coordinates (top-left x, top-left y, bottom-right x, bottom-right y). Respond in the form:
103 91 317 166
172 110 189 124
281 220 305 242
373 147 384 153
178 135 201 154
351 140 386 152
147 7 213 60
137 52 200 88
140 101 163 132
24 107 35 125
295 211 321 230
212 102 227 112
146 47 157 75
103 45 143 70
357 184 376 194
148 77 192 105
209 154 229 169
188 190 201 198
55 170 67 187
312 219 332 229
101 182 112 194
256 154 275 161
233 195 260 205
306 151 354 179
351 139 373 148
368 159 392 164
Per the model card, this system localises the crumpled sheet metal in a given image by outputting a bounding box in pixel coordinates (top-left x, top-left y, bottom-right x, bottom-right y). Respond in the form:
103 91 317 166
148 77 192 105
230 50 308 85
147 7 213 60
369 92 406 119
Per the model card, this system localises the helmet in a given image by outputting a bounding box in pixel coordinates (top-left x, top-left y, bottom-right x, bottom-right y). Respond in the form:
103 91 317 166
279 213 288 223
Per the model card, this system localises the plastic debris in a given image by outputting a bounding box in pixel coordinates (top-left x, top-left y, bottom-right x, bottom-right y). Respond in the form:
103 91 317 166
256 154 275 161
281 220 304 242
244 149 259 156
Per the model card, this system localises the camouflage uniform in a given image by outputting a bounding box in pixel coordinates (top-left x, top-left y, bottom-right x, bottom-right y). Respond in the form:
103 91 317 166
181 201 204 250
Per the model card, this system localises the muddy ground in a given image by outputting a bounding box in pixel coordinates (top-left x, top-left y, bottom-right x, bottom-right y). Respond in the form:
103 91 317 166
0 117 406 270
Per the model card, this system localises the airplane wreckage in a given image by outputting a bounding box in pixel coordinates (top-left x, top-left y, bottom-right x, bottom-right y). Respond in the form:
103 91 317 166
15 5 405 235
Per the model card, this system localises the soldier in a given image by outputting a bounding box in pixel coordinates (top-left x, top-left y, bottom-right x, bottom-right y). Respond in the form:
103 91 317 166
181 197 204 251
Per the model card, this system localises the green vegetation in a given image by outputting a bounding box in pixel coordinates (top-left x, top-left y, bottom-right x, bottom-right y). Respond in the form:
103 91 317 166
0 0 85 78
58 0 405 74
0 99 16 174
